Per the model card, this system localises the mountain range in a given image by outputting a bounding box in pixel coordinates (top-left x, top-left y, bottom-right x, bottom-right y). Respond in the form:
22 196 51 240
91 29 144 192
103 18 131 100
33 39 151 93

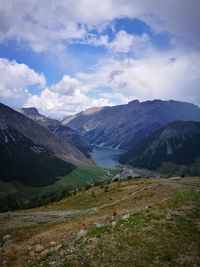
17 107 92 157
1 99 200 210
0 103 93 187
63 100 200 150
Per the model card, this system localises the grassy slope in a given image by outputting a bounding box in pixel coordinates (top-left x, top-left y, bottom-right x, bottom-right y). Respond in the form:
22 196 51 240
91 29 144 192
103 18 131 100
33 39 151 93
0 177 199 266
158 157 200 177
0 167 111 210
62 190 200 267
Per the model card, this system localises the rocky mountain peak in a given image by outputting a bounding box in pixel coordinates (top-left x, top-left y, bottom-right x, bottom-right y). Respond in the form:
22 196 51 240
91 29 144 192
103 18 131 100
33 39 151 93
127 99 140 105
16 107 40 116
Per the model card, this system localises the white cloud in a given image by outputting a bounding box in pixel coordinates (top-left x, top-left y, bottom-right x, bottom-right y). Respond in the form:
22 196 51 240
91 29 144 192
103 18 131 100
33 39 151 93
107 31 149 53
0 0 199 52
0 58 46 106
26 76 112 117
0 57 111 116
78 34 109 47
76 51 200 106
1 50 200 117
0 1 200 116
52 75 92 96
74 31 149 54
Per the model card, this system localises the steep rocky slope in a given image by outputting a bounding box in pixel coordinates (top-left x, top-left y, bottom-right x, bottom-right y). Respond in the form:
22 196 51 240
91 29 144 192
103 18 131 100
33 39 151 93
17 107 92 157
63 100 200 150
0 103 93 167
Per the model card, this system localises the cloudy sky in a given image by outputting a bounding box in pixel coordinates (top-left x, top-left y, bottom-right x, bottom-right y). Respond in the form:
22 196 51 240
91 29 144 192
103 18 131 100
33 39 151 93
0 0 200 117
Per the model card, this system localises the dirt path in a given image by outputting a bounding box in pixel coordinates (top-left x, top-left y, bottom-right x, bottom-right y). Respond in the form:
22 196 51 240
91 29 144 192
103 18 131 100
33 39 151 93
1 181 198 231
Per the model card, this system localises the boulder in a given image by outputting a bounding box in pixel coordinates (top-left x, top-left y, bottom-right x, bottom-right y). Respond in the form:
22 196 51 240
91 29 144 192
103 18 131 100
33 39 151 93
2 240 13 252
111 221 117 227
95 223 102 228
34 244 44 253
2 235 11 242
76 229 87 239
50 241 57 247
122 213 130 220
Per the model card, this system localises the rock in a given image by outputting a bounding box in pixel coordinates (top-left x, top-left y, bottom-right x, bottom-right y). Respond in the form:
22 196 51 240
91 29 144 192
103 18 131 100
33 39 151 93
34 244 44 253
2 240 13 252
26 245 32 251
166 214 172 220
122 213 130 220
50 241 57 247
29 251 35 257
121 168 133 178
112 168 137 181
76 229 87 239
95 223 102 228
111 221 117 227
112 174 121 181
87 237 98 245
67 247 74 254
2 235 11 242
49 261 56 266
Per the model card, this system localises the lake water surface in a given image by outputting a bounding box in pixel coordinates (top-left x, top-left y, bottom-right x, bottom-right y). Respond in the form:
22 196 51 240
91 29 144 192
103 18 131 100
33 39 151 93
91 146 125 168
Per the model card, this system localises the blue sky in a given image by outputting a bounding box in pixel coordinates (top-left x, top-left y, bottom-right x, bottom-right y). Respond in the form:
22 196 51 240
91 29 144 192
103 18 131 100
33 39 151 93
0 0 200 117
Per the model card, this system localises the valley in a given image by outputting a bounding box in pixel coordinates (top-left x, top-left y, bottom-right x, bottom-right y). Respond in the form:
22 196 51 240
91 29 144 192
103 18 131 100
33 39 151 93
1 2 200 266
1 100 200 266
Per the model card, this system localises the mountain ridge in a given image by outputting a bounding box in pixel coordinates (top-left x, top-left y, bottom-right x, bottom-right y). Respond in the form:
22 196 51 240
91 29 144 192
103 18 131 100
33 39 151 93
0 103 93 167
63 99 200 150
17 107 92 157
119 120 200 173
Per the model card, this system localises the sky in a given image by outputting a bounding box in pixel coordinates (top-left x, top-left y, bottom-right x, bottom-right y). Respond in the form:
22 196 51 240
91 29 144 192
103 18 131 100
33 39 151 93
0 0 200 118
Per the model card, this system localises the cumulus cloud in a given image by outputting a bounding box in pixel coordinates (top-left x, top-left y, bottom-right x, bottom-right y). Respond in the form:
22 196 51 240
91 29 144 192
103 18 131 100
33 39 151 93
0 0 199 52
52 75 92 96
0 58 46 106
0 1 200 116
26 76 112 117
1 50 200 117
76 51 200 106
0 58 110 116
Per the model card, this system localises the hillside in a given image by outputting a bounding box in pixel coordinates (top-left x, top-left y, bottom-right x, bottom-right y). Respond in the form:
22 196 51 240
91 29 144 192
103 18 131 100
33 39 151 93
63 100 200 150
0 126 75 187
17 107 92 157
0 177 199 266
0 103 95 210
120 121 200 175
0 103 93 167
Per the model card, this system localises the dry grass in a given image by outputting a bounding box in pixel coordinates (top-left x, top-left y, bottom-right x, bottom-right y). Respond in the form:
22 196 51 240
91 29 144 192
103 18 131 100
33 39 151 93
0 177 199 267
